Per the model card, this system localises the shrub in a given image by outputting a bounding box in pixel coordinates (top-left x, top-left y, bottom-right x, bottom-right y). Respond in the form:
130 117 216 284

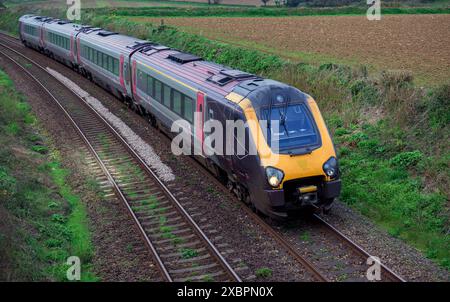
379 70 414 91
426 84 450 130
390 151 423 168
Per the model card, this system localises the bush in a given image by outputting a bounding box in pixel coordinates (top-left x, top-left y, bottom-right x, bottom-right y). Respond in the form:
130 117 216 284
426 84 450 130
390 151 423 168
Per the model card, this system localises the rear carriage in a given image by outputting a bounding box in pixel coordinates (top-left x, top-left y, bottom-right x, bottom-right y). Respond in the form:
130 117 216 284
19 15 47 51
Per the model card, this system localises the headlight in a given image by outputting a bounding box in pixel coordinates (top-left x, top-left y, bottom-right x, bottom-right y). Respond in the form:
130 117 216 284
266 167 284 188
323 156 339 179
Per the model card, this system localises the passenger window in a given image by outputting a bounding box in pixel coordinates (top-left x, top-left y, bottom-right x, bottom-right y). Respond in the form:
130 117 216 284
173 90 182 115
184 96 194 123
147 76 154 97
137 69 146 92
163 85 171 108
154 80 162 102
102 53 107 70
113 59 119 76
107 56 113 73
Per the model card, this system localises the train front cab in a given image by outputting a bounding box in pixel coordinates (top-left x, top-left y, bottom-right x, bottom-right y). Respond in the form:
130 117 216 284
231 84 341 219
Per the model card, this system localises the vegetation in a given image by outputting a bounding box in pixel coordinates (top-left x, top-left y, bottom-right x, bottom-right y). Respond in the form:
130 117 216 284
0 69 97 281
92 5 450 18
0 4 448 270
255 267 273 278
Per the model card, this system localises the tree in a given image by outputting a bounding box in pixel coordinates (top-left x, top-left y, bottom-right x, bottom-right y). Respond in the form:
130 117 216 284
285 0 302 7
261 0 271 6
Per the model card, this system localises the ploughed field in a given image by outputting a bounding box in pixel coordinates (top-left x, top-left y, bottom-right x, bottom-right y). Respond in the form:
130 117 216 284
134 14 450 85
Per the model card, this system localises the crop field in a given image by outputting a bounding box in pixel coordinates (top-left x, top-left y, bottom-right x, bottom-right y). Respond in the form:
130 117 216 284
133 14 450 85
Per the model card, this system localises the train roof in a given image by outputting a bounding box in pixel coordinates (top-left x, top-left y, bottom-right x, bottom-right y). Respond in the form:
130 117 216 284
43 19 84 36
133 46 263 98
19 14 47 26
78 29 149 54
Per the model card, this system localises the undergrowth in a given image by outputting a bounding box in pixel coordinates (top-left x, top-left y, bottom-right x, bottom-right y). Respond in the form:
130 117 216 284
0 69 97 281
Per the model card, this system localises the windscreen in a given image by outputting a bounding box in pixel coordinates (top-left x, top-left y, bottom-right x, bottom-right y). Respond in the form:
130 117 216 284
261 103 320 153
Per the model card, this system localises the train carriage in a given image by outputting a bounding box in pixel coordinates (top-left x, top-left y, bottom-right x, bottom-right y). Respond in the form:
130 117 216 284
19 14 342 219
41 19 83 68
76 29 148 102
19 15 47 52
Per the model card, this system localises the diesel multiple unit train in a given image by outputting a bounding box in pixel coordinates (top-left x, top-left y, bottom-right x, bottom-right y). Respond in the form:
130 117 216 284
19 14 341 218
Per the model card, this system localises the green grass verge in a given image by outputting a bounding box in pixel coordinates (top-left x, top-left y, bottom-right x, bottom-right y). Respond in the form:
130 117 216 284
0 69 97 281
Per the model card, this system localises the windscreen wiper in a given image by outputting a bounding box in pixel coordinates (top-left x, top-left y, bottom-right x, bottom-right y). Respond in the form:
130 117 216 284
279 110 289 137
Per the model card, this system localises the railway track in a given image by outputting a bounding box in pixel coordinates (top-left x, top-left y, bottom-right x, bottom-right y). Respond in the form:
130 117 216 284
311 214 405 282
0 38 241 282
0 32 405 282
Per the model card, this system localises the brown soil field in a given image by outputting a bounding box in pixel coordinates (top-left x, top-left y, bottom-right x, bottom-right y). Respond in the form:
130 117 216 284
135 14 450 85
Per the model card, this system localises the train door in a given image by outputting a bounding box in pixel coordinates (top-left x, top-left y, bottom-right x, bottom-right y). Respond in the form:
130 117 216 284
131 59 138 101
123 56 132 97
195 91 205 157
70 33 76 63
119 54 127 95
39 24 45 49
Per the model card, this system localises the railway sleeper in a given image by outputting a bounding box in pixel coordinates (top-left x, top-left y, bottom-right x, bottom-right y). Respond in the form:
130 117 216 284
166 253 213 265
153 233 196 245
146 222 188 234
126 191 165 201
162 247 207 259
137 209 179 221
141 215 183 227
149 227 193 239
175 271 226 282
134 205 172 216
169 263 220 275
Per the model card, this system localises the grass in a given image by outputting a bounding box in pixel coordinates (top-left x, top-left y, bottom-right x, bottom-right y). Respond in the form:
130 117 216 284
255 267 273 278
0 69 97 281
180 248 199 259
300 231 311 243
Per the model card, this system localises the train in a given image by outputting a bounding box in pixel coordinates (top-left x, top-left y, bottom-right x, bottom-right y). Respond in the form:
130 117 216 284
18 14 341 219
